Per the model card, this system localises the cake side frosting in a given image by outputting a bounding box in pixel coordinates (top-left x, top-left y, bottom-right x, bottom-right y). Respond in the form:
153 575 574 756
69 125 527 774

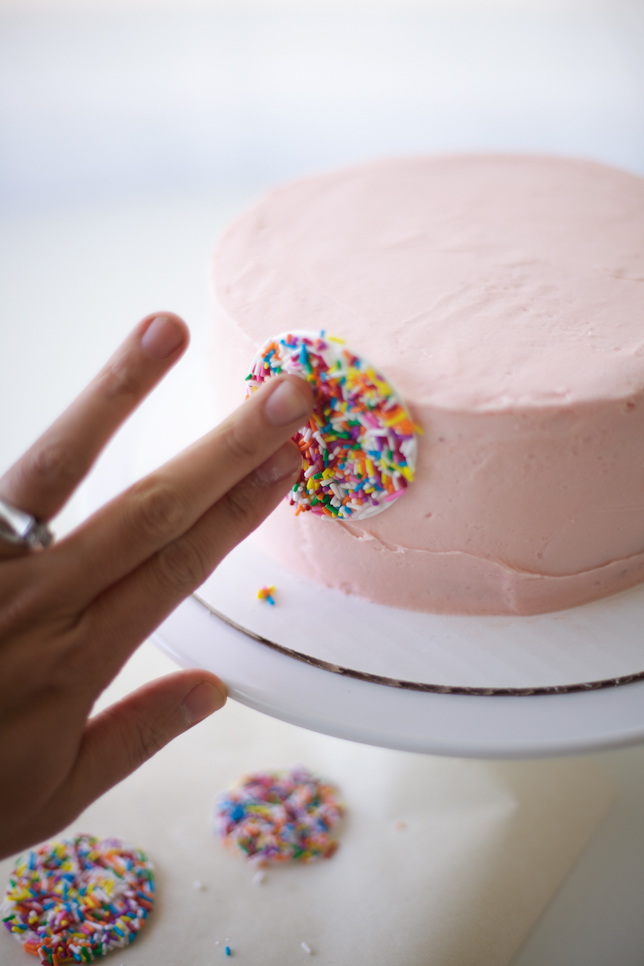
211 155 644 615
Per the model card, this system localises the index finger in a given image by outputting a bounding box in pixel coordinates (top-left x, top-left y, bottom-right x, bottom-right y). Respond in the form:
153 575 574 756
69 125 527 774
59 373 314 607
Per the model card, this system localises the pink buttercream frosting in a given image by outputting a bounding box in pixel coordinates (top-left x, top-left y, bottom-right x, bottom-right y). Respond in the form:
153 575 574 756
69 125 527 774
212 155 644 615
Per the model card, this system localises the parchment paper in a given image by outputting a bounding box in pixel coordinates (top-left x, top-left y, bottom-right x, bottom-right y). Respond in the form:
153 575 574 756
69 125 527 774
0 644 614 966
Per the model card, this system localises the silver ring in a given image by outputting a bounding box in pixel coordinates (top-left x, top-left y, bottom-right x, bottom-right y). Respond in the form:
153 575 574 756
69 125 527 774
0 496 54 550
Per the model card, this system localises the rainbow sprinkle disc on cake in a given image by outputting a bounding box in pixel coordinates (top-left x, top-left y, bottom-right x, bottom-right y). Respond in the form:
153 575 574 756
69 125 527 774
246 330 419 521
1 834 155 964
213 766 344 866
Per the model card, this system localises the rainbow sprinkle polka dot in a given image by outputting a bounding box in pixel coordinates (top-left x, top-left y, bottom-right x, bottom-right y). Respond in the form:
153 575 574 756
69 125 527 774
1 834 155 964
246 331 419 521
214 767 344 866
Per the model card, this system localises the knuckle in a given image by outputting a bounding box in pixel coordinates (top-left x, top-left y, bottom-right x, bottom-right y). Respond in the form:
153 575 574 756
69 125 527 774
131 712 167 765
103 705 166 771
99 355 142 402
221 480 258 532
129 478 189 542
223 421 260 464
26 439 81 492
155 536 209 593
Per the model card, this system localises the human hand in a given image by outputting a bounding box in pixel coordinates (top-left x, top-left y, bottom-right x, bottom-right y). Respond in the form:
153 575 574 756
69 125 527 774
0 312 313 859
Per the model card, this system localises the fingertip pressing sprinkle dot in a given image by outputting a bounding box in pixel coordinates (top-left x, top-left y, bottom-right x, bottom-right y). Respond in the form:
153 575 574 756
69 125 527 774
257 585 276 605
1 834 154 966
246 331 420 521
301 940 313 954
213 766 344 866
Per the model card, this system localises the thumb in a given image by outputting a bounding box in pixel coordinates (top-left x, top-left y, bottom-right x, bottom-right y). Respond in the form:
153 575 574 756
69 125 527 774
69 669 226 809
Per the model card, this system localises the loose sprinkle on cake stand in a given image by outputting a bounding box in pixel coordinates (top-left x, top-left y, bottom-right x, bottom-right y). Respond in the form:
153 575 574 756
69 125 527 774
213 766 344 866
246 331 420 521
1 834 155 964
257 585 276 605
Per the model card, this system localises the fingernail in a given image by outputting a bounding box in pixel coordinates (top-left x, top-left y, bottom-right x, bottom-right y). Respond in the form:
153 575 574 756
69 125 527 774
264 379 311 427
255 444 302 485
182 680 226 725
141 315 186 359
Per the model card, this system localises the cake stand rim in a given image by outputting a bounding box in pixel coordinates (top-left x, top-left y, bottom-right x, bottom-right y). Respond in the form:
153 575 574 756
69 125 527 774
192 591 644 698
152 595 644 759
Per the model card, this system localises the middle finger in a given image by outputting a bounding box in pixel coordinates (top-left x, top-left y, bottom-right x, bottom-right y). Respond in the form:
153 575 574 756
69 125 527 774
60 374 313 607
0 313 189 527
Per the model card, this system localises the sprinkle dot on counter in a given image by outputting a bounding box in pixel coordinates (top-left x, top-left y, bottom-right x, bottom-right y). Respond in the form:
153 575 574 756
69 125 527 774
214 766 344 865
1 834 155 966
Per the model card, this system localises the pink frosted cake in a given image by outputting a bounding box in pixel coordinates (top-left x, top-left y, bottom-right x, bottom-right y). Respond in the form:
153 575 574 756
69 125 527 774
211 155 644 616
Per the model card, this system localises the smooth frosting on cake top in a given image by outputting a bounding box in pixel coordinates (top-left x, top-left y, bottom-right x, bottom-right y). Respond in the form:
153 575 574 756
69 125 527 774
216 155 644 413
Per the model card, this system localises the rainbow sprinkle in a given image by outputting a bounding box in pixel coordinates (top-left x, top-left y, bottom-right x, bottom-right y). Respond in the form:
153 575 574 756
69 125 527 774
213 767 344 866
257 585 276 605
1 834 155 964
246 331 419 521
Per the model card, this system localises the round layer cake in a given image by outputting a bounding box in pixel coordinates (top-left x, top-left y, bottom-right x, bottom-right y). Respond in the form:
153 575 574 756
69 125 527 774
211 155 644 616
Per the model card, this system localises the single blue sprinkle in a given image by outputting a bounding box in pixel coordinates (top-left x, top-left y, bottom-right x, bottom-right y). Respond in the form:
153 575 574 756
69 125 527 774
230 804 246 822
225 945 232 956
320 329 326 337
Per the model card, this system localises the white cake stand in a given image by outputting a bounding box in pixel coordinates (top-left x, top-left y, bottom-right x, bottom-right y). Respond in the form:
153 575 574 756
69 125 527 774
154 540 644 760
